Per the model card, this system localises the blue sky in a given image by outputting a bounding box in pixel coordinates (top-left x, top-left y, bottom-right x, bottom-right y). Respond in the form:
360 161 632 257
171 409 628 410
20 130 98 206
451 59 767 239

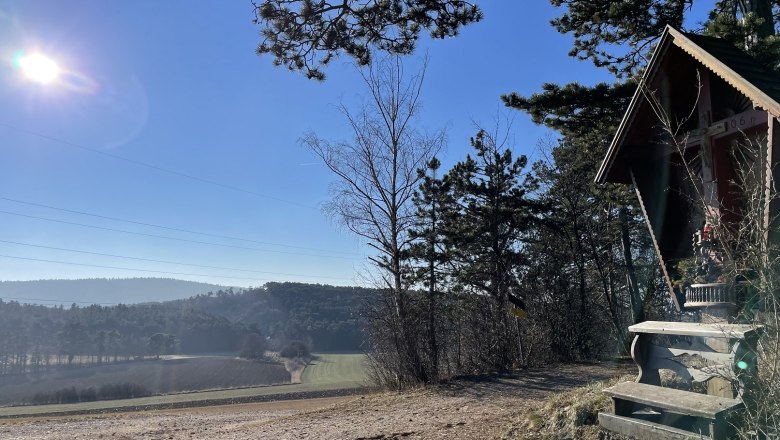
0 1 713 297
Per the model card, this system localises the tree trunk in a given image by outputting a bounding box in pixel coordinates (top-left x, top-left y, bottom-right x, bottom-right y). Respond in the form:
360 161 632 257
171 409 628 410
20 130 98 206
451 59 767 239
427 236 439 381
742 0 775 39
620 207 644 323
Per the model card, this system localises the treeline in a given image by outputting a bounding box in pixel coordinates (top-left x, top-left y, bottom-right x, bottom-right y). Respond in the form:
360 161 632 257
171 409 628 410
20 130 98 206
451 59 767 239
179 282 367 352
0 282 369 376
31 383 151 405
0 300 252 375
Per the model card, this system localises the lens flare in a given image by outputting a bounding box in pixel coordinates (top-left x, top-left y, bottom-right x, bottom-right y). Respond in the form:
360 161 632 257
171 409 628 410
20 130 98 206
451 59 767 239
18 53 60 84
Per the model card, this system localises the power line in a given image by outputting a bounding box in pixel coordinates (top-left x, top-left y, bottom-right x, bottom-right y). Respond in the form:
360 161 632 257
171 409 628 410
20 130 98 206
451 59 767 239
0 253 314 283
0 196 361 256
0 209 362 260
0 122 316 209
0 239 352 280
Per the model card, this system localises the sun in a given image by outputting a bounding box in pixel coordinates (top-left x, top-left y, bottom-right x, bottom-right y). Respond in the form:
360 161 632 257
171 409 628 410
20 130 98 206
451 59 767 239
18 53 60 84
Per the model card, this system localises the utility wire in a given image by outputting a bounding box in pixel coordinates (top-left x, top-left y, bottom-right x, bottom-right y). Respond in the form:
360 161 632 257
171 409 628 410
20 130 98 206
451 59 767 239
0 239 352 280
0 196 361 256
0 122 315 209
0 209 361 260
0 254 311 283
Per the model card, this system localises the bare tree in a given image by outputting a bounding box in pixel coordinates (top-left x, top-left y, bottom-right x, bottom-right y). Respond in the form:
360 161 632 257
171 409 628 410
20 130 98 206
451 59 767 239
302 56 445 385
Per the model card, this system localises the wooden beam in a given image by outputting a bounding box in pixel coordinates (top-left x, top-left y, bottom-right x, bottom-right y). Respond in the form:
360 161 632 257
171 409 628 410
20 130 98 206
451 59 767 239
602 382 742 419
696 70 720 225
630 169 682 310
712 109 767 140
698 69 713 129
599 413 711 440
766 115 780 254
681 109 768 145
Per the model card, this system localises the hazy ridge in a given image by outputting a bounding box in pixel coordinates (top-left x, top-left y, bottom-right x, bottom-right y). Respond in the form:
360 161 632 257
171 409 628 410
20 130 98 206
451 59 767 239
0 278 230 305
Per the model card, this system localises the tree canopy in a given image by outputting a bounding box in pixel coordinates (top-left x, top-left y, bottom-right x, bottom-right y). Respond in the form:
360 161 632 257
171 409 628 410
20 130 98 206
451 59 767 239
253 0 482 79
254 1 780 79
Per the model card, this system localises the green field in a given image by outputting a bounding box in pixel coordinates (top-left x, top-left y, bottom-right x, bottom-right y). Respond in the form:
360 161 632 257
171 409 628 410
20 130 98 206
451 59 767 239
0 353 368 418
301 354 367 389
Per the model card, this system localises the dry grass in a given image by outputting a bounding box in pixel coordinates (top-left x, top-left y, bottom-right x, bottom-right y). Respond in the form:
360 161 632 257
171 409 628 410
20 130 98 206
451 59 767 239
499 374 635 440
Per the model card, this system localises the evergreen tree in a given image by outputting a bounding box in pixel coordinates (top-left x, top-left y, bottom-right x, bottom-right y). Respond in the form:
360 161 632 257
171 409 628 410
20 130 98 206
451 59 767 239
407 157 455 381
445 129 539 370
253 0 482 79
503 76 663 359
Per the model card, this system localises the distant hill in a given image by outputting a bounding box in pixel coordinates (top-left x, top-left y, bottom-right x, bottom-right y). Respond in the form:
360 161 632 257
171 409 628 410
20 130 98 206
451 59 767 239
178 282 372 351
0 281 371 374
0 278 230 305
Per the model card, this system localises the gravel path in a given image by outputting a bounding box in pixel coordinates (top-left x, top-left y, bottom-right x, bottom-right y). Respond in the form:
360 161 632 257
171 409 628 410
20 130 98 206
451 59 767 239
0 362 632 440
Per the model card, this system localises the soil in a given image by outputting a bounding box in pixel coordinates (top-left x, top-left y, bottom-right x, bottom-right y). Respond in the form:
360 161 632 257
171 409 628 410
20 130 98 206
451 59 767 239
0 362 633 440
0 356 291 406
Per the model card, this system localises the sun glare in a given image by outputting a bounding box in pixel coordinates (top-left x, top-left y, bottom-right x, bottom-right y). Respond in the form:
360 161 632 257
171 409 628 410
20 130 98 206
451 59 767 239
18 53 60 84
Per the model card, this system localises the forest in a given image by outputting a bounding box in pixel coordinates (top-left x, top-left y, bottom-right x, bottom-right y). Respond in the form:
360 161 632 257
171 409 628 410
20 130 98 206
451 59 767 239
0 282 366 375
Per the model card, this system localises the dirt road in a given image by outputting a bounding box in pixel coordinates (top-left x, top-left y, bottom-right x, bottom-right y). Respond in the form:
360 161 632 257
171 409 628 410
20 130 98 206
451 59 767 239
0 362 631 440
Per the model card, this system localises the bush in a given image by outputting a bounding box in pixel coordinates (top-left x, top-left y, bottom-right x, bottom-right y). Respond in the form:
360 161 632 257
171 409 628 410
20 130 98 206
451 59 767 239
79 386 97 402
28 382 151 405
279 340 310 358
239 332 268 359
97 382 150 400
55 386 79 404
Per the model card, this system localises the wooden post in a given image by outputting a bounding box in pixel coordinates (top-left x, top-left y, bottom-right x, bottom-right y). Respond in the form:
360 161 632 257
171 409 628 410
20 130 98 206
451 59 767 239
766 115 780 255
630 169 682 310
697 70 721 231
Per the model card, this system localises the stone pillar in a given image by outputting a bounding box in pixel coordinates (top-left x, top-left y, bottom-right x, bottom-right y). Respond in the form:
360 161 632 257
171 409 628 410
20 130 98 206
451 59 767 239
686 284 740 398
702 306 738 398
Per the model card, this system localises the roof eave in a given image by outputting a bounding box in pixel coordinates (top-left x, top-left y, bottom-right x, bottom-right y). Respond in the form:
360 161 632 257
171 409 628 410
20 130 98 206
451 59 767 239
595 26 676 184
668 27 780 118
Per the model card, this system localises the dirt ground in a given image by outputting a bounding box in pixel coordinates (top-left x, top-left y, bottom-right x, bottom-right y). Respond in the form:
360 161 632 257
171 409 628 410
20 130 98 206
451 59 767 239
0 362 632 440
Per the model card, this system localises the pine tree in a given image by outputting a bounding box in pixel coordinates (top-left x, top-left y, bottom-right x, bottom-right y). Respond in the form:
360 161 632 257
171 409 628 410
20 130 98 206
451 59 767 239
446 129 539 370
253 0 482 79
408 157 455 381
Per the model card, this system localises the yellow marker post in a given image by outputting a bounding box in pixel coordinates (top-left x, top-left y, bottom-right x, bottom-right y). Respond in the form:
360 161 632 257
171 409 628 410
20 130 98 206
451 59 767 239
511 307 528 320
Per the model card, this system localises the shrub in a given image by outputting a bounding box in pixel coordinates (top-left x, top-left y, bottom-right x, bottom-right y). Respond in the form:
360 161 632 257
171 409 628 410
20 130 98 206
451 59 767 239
29 383 151 405
79 386 97 402
98 382 150 400
239 332 268 359
279 340 309 358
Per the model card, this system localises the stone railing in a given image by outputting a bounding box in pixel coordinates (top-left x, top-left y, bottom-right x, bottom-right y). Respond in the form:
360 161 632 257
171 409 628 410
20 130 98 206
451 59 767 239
684 282 741 308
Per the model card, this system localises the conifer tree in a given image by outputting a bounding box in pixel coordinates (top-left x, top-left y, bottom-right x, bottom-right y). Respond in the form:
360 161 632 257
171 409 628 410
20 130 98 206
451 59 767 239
407 157 454 381
253 0 482 79
445 129 539 370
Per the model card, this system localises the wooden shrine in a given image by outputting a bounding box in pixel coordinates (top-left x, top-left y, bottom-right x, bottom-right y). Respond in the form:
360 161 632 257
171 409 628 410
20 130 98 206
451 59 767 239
595 26 776 439
597 26 780 315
